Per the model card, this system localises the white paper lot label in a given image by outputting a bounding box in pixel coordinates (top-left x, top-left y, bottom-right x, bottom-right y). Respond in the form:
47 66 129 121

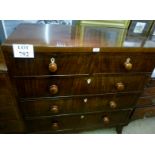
93 48 100 52
13 44 34 58
133 22 146 33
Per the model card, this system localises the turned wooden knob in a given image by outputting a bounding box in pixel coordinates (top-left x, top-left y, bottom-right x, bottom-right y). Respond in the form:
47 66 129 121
109 101 117 109
83 98 88 103
49 58 57 72
87 78 92 84
49 85 58 95
116 82 124 91
124 58 132 71
50 105 59 114
51 122 59 130
80 115 85 119
103 116 109 124
49 63 57 72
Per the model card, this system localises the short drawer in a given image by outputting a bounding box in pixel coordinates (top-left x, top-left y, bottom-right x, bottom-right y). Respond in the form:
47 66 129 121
6 52 155 76
132 106 155 120
15 74 147 98
21 93 138 117
26 110 131 132
136 96 155 107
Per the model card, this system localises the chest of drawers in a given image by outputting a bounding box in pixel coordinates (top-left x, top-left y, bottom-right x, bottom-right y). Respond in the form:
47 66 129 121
2 24 155 133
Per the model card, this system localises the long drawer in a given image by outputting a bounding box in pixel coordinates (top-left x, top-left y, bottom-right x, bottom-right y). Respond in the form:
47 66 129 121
21 93 139 117
6 52 155 76
15 74 148 98
26 110 131 132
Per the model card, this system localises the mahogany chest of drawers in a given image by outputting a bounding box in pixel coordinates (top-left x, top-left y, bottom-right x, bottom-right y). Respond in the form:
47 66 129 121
2 24 155 133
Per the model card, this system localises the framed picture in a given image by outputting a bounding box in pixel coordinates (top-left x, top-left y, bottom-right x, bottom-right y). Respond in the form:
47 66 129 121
127 20 154 37
75 20 130 47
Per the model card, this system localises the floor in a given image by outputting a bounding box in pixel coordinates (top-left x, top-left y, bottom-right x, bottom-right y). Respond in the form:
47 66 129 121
81 117 155 134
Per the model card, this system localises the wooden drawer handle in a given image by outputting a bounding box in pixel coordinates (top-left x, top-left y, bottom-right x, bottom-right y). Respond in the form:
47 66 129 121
87 78 92 84
103 116 110 124
51 122 59 130
124 58 132 71
49 58 57 72
49 85 58 95
83 98 88 103
80 115 85 119
115 82 125 91
50 105 59 114
109 101 117 109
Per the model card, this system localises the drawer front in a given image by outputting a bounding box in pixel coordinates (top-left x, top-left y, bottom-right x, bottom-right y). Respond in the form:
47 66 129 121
21 93 138 117
137 96 155 107
0 107 17 120
6 52 155 76
132 106 155 120
15 74 147 98
26 110 131 132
